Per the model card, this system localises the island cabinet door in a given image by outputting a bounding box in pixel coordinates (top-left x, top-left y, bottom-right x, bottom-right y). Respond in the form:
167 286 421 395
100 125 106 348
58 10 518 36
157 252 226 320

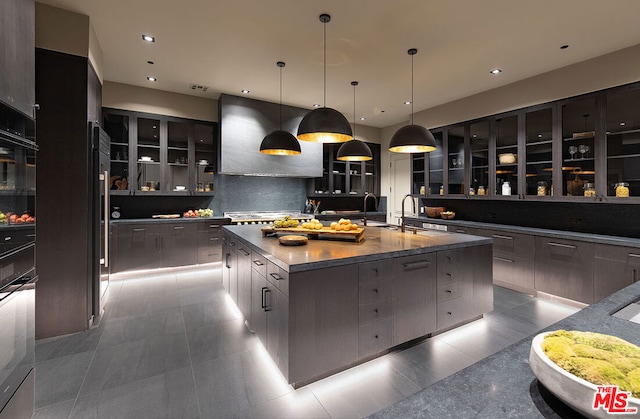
392 253 437 345
197 222 223 264
114 224 162 272
235 244 251 317
222 234 237 296
266 285 289 379
160 222 198 268
593 245 640 302
288 264 359 385
250 267 267 345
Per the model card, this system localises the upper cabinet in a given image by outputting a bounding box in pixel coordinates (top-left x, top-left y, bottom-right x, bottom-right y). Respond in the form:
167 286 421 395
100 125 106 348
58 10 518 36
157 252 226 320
309 143 381 197
218 94 322 177
103 108 216 195
0 0 35 118
412 81 640 202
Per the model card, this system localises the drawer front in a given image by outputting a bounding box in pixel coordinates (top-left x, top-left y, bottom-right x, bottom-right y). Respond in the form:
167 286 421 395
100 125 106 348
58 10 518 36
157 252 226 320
251 251 267 276
359 259 394 284
437 281 462 303
197 221 224 233
594 244 640 266
450 226 477 235
359 278 393 304
476 229 534 259
358 317 393 359
437 297 466 331
492 254 535 291
267 261 289 296
116 223 162 237
358 298 393 326
437 249 471 285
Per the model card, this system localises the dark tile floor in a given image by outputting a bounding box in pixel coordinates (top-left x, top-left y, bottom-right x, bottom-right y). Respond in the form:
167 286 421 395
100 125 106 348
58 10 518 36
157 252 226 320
34 265 579 419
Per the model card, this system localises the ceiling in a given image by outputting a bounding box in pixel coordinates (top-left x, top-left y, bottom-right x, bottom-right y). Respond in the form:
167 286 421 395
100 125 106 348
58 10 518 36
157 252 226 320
37 0 640 128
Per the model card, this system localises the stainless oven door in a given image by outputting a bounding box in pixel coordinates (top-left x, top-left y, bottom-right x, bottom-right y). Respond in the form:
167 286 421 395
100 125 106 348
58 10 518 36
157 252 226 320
0 275 36 412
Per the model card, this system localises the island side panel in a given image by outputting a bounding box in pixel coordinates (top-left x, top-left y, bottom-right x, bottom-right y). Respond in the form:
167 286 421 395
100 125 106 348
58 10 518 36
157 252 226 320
472 244 494 315
289 264 359 385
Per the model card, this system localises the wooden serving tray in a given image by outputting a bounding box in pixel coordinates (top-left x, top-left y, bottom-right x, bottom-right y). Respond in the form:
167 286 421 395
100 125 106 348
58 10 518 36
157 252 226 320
262 226 365 242
278 235 309 246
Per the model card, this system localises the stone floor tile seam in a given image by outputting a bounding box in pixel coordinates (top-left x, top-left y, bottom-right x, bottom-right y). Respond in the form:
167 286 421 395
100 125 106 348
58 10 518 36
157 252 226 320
181 294 204 419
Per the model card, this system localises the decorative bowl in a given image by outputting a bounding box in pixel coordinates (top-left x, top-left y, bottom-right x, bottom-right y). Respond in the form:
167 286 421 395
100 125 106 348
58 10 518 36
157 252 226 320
426 207 445 218
529 331 640 419
440 211 455 220
498 153 517 164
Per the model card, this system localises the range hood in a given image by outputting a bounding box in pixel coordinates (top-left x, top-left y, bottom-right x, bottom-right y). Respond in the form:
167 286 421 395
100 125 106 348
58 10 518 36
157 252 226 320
218 94 322 177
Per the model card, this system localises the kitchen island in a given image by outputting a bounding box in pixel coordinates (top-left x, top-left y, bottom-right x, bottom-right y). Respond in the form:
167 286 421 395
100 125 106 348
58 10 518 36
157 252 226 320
222 224 493 387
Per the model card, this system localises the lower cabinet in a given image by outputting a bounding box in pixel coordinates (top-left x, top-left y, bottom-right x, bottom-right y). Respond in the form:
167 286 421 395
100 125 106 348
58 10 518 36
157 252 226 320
358 259 394 358
114 224 162 272
594 245 640 302
392 253 437 344
197 222 224 264
162 223 198 267
534 237 595 304
436 248 473 330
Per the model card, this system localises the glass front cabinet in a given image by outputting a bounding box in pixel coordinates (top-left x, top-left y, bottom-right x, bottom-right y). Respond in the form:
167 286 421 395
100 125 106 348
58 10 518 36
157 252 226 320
411 81 640 202
103 108 216 195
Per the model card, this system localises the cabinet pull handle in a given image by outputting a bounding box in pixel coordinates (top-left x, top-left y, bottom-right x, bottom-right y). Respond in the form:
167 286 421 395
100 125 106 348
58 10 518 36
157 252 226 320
26 234 36 238
209 225 220 229
173 226 185 230
628 253 640 259
547 242 576 249
493 256 515 263
492 234 513 240
133 228 145 232
446 256 453 261
374 309 379 314
229 242 235 247
261 287 268 309
447 311 452 315
373 288 379 294
373 267 379 274
269 272 283 281
374 334 379 339
253 260 264 266
225 254 230 269
4 236 11 241
239 249 250 256
264 288 271 312
402 260 431 271
445 273 452 277
208 237 219 242
456 230 466 234
633 269 638 283
446 290 452 294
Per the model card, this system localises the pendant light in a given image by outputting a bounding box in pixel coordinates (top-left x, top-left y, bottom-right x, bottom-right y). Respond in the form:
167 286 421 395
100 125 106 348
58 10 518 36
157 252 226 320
297 14 353 143
260 61 302 155
389 48 437 153
337 81 372 161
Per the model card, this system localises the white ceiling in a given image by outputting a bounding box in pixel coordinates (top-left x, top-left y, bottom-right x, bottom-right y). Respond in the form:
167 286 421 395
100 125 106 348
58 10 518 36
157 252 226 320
37 0 640 128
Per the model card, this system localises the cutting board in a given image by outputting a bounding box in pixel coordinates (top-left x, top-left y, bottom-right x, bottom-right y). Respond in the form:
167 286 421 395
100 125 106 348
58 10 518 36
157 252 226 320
152 214 181 219
262 226 365 242
278 235 309 246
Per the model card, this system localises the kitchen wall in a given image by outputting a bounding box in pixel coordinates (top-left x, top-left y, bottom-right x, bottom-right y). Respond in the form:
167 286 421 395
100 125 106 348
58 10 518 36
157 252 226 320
379 43 640 227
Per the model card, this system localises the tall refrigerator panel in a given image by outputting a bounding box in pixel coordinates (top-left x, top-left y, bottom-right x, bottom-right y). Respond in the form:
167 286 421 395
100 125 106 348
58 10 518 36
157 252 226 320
91 123 110 325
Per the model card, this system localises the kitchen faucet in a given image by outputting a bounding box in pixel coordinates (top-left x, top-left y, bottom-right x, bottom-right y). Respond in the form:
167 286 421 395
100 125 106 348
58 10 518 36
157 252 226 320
401 193 416 233
362 193 378 226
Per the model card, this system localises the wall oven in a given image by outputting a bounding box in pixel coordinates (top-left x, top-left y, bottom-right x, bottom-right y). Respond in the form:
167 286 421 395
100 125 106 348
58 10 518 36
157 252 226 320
0 102 37 418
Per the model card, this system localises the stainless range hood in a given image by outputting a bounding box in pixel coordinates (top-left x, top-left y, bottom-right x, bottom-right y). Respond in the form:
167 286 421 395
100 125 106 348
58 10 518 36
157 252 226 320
218 94 322 177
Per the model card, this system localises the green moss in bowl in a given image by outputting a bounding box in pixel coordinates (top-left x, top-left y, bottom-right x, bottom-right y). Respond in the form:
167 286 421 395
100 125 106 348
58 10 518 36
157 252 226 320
542 330 640 398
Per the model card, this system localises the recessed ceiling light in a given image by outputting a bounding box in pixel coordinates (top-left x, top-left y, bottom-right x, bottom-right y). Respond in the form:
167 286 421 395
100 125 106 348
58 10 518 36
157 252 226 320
620 122 626 126
313 104 321 108
490 68 502 75
404 101 411 105
147 61 154 65
241 89 250 94
560 44 569 50
538 134 543 138
360 117 366 121
142 35 155 42
147 76 156 82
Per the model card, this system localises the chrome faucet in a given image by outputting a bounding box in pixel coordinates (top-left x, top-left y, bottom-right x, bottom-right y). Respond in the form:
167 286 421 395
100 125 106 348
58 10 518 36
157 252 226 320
401 193 416 233
362 193 378 226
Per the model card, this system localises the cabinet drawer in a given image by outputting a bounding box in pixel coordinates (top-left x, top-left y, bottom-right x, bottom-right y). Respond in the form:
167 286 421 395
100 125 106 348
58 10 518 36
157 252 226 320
358 298 393 325
492 254 535 291
251 251 267 276
197 221 224 233
359 259 394 284
116 223 162 237
437 297 466 331
359 279 392 304
594 244 640 265
437 249 471 285
476 229 534 259
358 317 393 359
437 281 462 303
267 262 289 296
450 226 477 235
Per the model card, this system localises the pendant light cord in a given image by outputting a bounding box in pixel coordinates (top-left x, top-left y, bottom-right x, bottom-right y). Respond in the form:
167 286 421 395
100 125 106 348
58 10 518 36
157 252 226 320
352 81 357 139
323 19 327 107
411 52 414 125
279 64 283 130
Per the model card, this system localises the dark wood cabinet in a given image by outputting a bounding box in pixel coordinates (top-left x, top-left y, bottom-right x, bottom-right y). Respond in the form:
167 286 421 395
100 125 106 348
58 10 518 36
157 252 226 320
222 232 236 297
594 245 640 302
161 222 198 267
197 222 224 264
114 224 162 272
103 108 216 196
392 253 437 344
0 0 35 118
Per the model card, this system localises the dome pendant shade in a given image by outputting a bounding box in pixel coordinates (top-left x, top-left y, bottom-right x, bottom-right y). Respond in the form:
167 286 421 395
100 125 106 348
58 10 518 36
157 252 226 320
389 124 437 153
337 139 372 161
297 108 353 143
260 130 302 155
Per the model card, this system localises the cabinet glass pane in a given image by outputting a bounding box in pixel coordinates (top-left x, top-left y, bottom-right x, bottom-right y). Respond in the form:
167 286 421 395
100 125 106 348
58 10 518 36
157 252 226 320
606 88 640 197
525 108 553 196
365 143 380 195
496 115 518 195
348 162 363 195
313 146 330 194
168 120 189 191
104 113 129 190
195 123 215 192
470 121 489 195
448 125 465 194
428 131 444 195
412 154 425 194
331 146 346 194
562 99 596 196
137 117 160 191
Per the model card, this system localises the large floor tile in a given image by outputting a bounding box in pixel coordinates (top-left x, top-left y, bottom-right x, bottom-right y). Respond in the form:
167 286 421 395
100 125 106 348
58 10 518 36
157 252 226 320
35 350 94 409
309 356 421 418
186 318 259 364
33 398 75 419
36 327 103 363
227 387 330 419
182 295 243 329
70 366 200 419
